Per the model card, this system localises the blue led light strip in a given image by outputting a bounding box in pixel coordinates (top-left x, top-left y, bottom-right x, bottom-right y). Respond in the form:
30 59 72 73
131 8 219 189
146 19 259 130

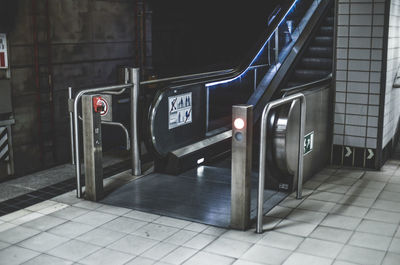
205 0 299 87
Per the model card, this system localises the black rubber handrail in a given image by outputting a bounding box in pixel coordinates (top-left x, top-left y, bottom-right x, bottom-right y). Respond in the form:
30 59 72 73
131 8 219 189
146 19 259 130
281 74 333 96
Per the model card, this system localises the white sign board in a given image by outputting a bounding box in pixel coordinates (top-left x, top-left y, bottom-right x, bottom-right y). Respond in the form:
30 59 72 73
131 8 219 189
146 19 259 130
168 92 192 129
0 34 8 69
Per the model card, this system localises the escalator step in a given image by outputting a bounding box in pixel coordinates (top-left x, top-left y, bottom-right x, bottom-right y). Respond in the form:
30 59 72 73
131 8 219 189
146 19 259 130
319 26 334 36
306 46 333 58
300 57 333 70
313 36 333 46
293 69 331 82
324 17 334 26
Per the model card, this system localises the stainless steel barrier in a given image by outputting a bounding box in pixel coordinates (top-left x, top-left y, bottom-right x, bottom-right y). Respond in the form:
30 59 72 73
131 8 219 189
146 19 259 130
68 68 141 198
256 93 306 234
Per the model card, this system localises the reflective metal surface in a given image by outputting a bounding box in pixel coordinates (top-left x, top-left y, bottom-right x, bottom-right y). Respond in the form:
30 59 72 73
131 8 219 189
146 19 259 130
231 105 253 230
130 68 141 176
72 83 133 198
270 83 331 184
257 93 306 234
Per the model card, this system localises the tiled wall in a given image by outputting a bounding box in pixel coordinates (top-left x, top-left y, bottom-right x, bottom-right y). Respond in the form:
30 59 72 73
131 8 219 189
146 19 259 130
382 0 400 148
333 0 385 168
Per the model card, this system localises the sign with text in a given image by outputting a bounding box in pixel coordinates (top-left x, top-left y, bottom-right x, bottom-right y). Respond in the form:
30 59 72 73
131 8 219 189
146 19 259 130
304 131 314 155
0 34 8 69
168 92 192 129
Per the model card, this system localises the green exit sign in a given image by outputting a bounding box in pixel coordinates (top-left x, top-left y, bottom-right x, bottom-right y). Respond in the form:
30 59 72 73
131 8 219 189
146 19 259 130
304 131 314 155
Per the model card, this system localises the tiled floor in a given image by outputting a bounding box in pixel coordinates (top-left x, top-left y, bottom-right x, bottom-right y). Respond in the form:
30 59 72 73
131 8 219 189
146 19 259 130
1 160 400 264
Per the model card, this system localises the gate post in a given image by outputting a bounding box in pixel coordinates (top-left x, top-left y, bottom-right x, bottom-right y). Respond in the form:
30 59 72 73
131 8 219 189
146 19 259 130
231 105 253 230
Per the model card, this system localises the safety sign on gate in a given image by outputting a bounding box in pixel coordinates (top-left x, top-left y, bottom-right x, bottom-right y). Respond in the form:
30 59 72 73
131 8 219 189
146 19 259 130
0 34 8 69
168 92 192 129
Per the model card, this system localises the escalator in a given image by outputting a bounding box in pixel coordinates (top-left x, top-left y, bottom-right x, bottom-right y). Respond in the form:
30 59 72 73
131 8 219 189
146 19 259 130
101 0 335 227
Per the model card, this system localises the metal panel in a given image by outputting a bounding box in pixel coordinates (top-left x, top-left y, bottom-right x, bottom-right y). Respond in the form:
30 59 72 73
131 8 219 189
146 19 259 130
269 84 331 190
82 95 104 201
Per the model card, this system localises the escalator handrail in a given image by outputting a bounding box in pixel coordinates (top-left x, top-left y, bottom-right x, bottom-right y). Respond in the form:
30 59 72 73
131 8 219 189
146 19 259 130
140 0 298 88
281 74 332 97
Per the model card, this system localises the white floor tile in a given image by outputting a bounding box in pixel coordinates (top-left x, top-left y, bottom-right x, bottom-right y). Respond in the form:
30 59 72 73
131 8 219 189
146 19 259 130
389 237 400 254
329 204 369 218
79 248 134 265
258 231 304 251
18 231 69 252
50 206 89 220
125 256 156 265
96 205 131 216
22 253 73 265
365 209 400 224
297 199 336 212
204 237 252 258
132 223 179 241
0 245 39 265
297 238 343 258
348 232 392 251
100 216 147 233
310 226 352 243
160 246 197 265
72 211 117 227
47 239 100 262
183 233 216 250
241 245 291 265
141 242 179 260
372 199 400 212
283 252 332 265
47 221 94 239
164 229 198 245
183 251 234 265
382 252 400 265
221 229 263 244
320 214 361 230
337 245 385 265
265 206 293 218
286 209 327 224
0 210 31 222
108 235 159 255
22 215 67 231
274 219 317 237
76 227 126 247
183 222 208 233
356 219 398 237
0 225 40 244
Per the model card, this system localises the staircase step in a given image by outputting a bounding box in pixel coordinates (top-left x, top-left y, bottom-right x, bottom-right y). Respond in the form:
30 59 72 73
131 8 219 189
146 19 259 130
300 57 333 70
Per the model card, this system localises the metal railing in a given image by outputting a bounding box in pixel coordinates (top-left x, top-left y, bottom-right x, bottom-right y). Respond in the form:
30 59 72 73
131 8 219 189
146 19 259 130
256 92 306 234
68 68 141 198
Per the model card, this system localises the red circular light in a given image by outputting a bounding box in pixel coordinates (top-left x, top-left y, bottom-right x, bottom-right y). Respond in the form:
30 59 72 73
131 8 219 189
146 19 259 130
234 118 245 130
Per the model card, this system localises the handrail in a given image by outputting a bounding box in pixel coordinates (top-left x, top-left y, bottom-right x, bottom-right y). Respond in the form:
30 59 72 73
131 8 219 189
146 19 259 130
139 0 298 89
101 121 131 151
71 83 133 198
256 92 306 234
140 69 233 86
281 74 332 97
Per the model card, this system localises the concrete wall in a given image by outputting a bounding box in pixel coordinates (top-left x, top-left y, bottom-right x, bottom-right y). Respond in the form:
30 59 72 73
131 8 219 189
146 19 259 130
1 0 139 177
333 0 385 168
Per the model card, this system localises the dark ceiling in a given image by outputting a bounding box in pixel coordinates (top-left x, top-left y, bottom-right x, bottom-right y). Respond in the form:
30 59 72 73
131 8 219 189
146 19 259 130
150 0 283 76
